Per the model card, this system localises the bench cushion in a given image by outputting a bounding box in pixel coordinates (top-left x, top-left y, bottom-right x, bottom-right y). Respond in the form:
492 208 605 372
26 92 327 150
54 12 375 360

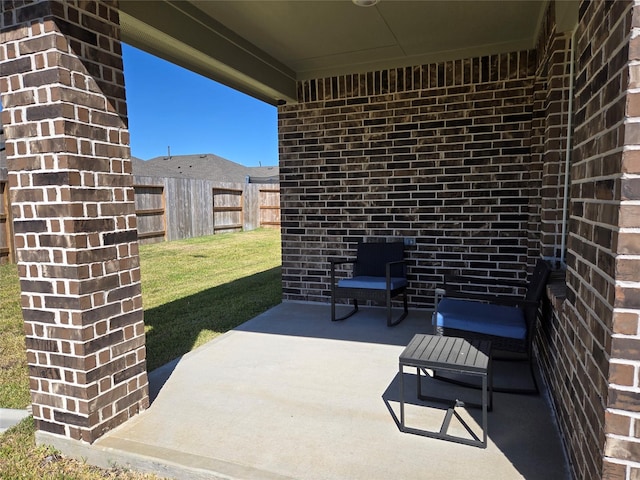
436 297 526 340
338 276 407 290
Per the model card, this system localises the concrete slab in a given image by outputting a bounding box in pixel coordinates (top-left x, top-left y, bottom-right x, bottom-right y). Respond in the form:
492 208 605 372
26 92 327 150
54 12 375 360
39 302 570 480
0 408 30 434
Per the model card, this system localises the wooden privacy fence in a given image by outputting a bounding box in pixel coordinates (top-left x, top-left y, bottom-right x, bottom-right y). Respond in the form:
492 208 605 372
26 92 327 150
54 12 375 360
133 175 280 244
0 171 280 261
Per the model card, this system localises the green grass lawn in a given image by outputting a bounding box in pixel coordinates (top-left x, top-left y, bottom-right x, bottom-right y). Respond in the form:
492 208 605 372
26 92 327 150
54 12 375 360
0 261 30 410
141 228 282 371
0 228 282 479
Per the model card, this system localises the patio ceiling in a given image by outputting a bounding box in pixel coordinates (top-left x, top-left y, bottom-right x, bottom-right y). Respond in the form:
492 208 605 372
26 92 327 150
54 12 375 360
118 1 578 105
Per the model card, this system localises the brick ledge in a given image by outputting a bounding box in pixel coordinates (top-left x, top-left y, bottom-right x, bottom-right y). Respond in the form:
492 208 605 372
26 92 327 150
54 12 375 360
546 278 567 311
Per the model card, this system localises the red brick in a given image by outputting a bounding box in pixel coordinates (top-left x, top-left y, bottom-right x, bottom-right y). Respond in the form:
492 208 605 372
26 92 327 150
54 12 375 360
610 362 636 386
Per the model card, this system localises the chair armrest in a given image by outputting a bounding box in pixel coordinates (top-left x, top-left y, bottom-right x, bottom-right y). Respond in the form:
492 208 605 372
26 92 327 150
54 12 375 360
385 260 406 280
330 258 356 285
330 258 355 266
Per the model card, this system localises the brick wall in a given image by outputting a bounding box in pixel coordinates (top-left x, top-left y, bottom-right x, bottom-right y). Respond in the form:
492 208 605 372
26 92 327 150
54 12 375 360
532 5 583 475
536 1 637 479
604 1 640 478
279 53 539 307
535 3 573 264
570 0 632 478
539 34 572 263
0 0 148 443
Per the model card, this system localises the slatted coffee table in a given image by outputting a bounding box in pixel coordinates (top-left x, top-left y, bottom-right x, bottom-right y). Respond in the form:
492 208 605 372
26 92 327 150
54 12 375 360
398 334 492 448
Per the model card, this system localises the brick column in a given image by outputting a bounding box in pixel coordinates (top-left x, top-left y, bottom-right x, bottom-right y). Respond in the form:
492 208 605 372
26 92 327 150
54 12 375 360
531 3 573 265
539 34 571 264
567 1 634 478
0 0 149 443
605 2 640 478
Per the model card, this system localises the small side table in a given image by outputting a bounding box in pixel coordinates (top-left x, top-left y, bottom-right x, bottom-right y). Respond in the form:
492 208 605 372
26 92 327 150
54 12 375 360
399 334 492 448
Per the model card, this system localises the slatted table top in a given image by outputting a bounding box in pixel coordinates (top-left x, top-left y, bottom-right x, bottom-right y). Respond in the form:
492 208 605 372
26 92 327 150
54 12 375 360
399 334 491 374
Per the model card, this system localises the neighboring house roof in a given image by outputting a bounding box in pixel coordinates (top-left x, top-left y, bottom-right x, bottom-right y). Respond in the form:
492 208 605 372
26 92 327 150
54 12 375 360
132 153 279 184
0 130 277 185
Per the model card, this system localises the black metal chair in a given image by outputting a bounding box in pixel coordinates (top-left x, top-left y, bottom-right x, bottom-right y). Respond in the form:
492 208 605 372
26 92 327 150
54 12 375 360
433 259 552 394
330 241 408 327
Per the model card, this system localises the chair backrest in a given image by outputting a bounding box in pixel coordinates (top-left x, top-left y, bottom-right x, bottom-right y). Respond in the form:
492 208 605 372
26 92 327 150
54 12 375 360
354 242 405 278
524 259 552 303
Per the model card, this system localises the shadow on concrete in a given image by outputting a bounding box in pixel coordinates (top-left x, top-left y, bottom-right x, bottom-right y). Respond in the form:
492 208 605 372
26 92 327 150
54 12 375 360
143 267 281 370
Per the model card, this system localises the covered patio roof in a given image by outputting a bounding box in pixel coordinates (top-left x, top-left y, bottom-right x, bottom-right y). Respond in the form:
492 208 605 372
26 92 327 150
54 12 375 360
3 2 636 479
118 0 578 105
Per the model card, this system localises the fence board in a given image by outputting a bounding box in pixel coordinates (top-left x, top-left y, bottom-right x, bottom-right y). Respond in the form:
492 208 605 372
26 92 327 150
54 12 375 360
191 179 213 238
0 174 13 264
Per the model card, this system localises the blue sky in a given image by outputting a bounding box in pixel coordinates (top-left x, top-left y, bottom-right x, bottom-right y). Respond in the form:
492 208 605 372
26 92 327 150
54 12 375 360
121 44 278 167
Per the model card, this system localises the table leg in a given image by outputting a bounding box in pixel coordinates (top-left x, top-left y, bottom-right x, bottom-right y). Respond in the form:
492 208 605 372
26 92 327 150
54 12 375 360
399 364 405 431
488 352 493 412
482 374 487 448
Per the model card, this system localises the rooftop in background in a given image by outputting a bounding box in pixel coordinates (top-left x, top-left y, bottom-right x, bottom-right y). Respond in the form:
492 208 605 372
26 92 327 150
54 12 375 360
132 154 279 184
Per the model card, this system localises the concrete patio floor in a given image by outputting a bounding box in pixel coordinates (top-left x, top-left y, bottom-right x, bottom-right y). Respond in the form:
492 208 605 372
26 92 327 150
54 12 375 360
41 301 570 480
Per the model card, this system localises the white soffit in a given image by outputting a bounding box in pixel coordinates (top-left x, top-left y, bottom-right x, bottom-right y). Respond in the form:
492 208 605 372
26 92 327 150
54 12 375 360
119 0 553 103
191 0 547 79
